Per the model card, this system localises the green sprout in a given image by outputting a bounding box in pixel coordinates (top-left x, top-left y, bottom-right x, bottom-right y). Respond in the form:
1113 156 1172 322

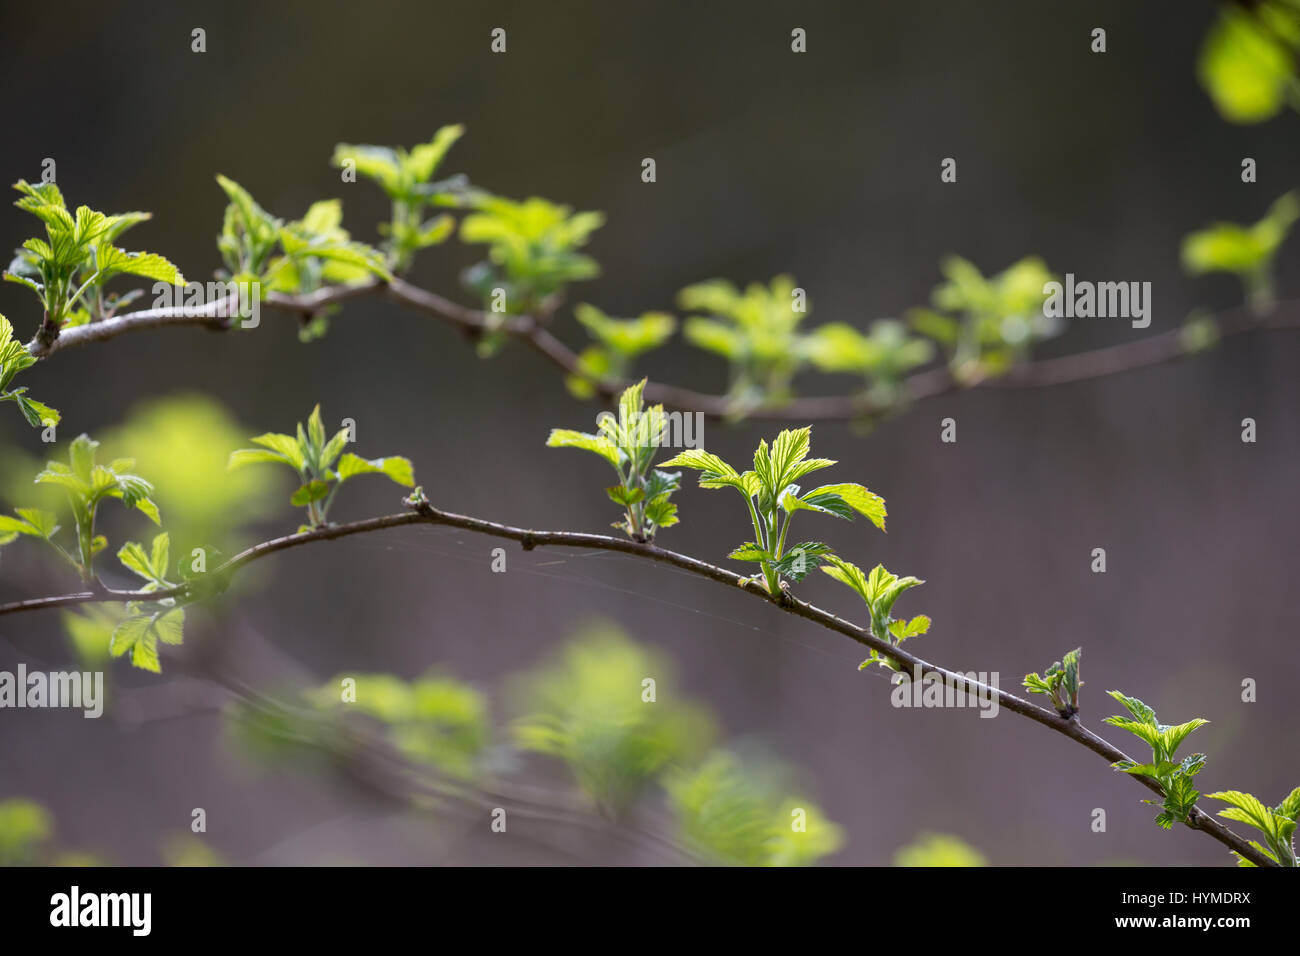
565 304 676 399
547 380 681 541
1105 691 1209 829
662 426 886 596
0 434 161 583
331 126 465 272
5 180 184 348
1181 191 1298 313
228 404 414 531
820 557 929 670
908 256 1058 383
1023 647 1083 718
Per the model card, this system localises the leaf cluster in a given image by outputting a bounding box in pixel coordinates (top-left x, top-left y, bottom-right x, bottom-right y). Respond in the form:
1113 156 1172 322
662 426 886 595
1198 0 1300 124
110 531 185 673
1105 691 1209 829
331 125 465 271
459 191 604 319
511 624 714 816
820 556 929 669
565 304 676 399
547 380 681 541
679 275 810 410
216 176 389 309
5 180 183 337
1 434 160 582
228 404 414 531
1023 647 1082 718
665 750 844 866
1181 191 1298 311
307 672 490 780
908 256 1059 382
803 318 934 400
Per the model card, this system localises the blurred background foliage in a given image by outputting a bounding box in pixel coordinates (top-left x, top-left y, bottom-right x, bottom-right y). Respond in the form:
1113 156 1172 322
510 624 714 815
893 832 988 867
1199 0 1300 124
0 798 102 866
221 620 851 865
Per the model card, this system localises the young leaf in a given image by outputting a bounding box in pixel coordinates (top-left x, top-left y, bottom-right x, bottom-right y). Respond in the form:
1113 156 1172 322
335 453 415 487
546 429 622 469
801 483 887 530
290 480 330 506
728 542 771 563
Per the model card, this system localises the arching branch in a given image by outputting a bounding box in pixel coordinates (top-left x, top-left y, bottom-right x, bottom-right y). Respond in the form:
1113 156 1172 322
0 497 1276 866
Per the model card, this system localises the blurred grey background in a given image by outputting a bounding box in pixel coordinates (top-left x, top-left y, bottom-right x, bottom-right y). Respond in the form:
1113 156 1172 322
0 0 1296 865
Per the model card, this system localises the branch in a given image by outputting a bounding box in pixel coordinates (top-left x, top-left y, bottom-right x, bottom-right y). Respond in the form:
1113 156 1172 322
28 275 1299 421
0 501 1275 866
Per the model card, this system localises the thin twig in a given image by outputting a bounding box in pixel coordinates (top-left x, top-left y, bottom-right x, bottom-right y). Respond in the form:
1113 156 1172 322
27 276 1299 421
0 501 1275 866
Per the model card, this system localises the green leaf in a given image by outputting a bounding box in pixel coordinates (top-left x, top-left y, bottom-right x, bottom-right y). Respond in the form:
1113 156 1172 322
306 404 326 456
644 469 680 500
644 497 678 529
244 433 306 471
767 428 810 484
12 394 60 427
772 541 834 581
575 303 676 356
290 480 331 506
9 508 59 539
802 483 887 530
1207 791 1279 837
94 245 185 285
34 462 88 496
150 532 170 581
1198 7 1296 123
1182 192 1299 276
321 429 349 469
331 145 403 195
546 428 623 468
1161 719 1210 760
683 317 745 359
606 485 644 506
1106 690 1157 726
658 448 746 490
727 542 771 563
889 615 931 640
116 541 154 583
820 555 872 605
1103 717 1165 753
131 496 162 526
406 125 465 184
154 607 185 645
109 608 185 673
227 448 293 470
68 434 99 483
335 453 415 487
